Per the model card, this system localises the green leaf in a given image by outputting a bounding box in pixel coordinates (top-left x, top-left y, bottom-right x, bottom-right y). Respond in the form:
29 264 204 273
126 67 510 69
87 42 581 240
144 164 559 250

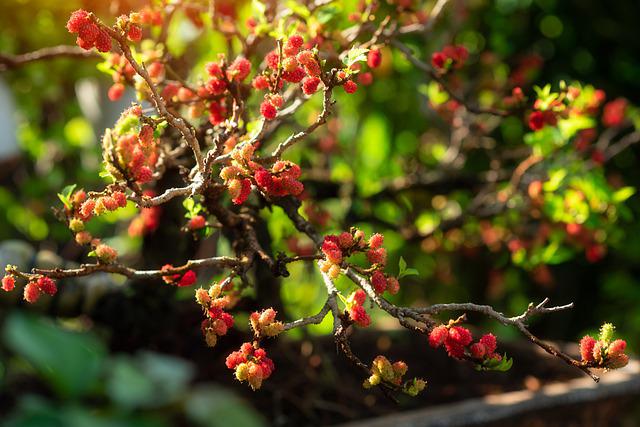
286 0 310 18
476 354 513 372
57 184 77 210
398 256 407 274
3 312 106 398
252 0 266 16
613 186 636 203
341 46 369 67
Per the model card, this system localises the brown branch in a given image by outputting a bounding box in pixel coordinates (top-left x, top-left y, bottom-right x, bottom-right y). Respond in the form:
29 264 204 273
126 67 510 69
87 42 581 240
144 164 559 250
94 16 206 174
8 256 244 281
0 46 99 71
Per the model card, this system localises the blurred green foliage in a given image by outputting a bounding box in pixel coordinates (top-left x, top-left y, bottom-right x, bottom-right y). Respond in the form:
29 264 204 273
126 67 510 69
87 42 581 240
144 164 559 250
1 311 265 427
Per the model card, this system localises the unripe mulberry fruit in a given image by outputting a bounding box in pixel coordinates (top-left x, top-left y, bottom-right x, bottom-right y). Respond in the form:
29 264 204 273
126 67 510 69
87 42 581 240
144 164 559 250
205 330 218 347
386 276 400 295
127 24 142 42
337 232 353 249
195 287 211 306
580 336 596 362
95 244 118 263
235 362 249 381
302 76 321 95
24 282 41 303
367 48 382 68
371 270 387 294
283 34 304 56
343 80 357 94
79 199 96 221
75 231 93 245
429 325 448 348
69 218 85 232
226 57 251 82
470 342 486 359
479 333 497 355
260 101 277 120
188 215 206 230
2 275 15 292
108 83 125 101
449 326 473 346
112 191 128 207
252 75 269 90
369 233 384 249
36 277 57 296
328 264 341 279
607 339 627 358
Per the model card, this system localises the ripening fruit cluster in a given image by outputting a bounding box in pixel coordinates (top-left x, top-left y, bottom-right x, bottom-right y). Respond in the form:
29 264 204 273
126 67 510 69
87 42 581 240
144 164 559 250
250 308 284 338
197 283 235 348
579 323 629 369
362 355 426 396
346 289 370 327
110 109 159 184
226 343 275 390
527 84 608 133
64 188 124 263
2 271 57 304
429 323 501 362
431 45 469 72
219 143 304 205
67 10 111 52
319 230 399 295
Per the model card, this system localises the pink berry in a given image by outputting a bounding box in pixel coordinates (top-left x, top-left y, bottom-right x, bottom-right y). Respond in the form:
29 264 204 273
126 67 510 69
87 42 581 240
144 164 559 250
302 76 321 95
2 275 15 292
367 48 382 68
343 80 357 94
260 101 277 120
108 83 125 101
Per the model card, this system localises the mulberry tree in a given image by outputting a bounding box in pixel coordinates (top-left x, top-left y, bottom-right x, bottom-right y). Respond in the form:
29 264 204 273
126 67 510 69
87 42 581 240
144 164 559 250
1 0 636 397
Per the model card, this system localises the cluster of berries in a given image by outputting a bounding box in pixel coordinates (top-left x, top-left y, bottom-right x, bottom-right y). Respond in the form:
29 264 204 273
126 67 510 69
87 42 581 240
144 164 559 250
431 45 469 72
115 124 159 184
64 188 124 264
320 230 398 296
67 10 111 52
2 271 57 304
254 161 304 198
249 308 284 338
226 343 275 390
254 34 326 119
203 56 251 124
161 265 197 287
579 323 629 369
362 355 426 396
75 190 128 223
219 143 304 204
196 283 235 348
115 13 143 43
346 289 370 327
528 84 609 132
429 322 500 362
